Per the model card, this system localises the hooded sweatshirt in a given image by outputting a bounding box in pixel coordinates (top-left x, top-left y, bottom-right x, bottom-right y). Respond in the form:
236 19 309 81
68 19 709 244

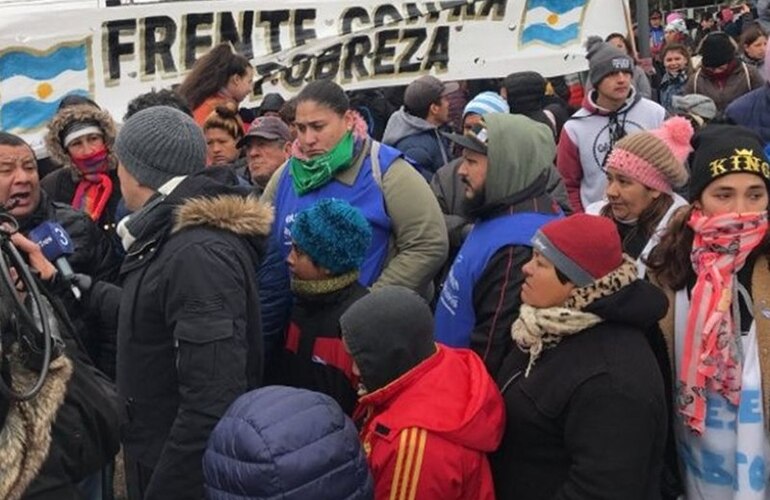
435 114 562 374
342 287 504 500
557 89 666 212
382 107 451 178
482 113 555 207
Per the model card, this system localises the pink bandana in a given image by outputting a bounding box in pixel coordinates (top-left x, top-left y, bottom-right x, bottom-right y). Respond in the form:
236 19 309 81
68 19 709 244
678 210 768 434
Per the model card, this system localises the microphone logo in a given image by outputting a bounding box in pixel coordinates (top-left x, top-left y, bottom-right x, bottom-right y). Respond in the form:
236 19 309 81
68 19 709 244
53 226 70 248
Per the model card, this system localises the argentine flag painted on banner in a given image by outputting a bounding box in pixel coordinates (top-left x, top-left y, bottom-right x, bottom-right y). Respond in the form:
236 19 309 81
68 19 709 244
521 0 588 47
0 40 92 132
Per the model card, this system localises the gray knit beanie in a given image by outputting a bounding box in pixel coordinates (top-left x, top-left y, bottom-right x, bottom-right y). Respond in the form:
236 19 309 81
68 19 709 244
115 106 206 190
586 36 634 87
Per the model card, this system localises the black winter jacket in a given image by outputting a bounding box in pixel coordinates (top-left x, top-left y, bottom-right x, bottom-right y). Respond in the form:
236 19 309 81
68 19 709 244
279 280 367 415
0 284 121 500
40 168 125 243
18 192 121 377
18 191 120 282
87 171 271 499
492 280 669 500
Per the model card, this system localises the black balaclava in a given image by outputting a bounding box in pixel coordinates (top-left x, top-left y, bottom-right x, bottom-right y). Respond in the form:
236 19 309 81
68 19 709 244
340 286 436 394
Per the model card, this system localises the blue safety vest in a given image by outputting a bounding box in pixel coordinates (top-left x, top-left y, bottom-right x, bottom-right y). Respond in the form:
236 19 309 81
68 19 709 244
272 141 400 286
434 212 561 347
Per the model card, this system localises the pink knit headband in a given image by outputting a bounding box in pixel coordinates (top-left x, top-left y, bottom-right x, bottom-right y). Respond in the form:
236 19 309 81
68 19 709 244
606 148 674 194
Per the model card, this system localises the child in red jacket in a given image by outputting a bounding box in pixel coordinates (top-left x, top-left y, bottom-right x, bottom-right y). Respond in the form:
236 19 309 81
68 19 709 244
341 286 505 500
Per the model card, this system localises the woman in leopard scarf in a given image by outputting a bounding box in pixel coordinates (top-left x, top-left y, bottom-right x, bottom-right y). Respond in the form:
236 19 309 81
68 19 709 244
491 214 672 500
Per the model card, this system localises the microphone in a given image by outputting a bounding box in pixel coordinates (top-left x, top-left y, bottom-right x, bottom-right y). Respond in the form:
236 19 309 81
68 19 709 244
28 221 81 300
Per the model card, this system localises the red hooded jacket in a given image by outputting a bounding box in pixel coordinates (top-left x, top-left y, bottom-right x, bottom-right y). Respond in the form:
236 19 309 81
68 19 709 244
353 345 505 500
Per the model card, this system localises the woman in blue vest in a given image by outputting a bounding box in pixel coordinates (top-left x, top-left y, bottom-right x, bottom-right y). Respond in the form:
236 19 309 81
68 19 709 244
260 80 447 318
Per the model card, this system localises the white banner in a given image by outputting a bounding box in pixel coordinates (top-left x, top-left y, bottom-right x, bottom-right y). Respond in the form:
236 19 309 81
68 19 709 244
0 0 630 144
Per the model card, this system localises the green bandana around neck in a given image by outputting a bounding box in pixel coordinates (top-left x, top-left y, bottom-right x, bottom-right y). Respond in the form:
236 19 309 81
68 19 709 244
289 131 355 195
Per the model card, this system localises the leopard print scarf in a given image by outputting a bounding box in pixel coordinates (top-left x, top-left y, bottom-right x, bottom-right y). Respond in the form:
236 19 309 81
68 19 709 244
512 256 638 376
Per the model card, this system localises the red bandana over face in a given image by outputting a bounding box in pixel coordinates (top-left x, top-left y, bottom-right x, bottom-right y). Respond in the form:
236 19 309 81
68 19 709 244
70 145 112 222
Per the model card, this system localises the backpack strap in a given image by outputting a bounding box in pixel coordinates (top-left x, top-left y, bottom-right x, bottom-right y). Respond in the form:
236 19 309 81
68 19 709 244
743 62 751 89
750 255 770 431
693 68 701 94
370 140 383 190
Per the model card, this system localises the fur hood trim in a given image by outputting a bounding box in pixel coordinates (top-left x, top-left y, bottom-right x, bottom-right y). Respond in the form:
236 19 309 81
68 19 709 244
0 351 73 500
45 104 118 172
172 195 274 237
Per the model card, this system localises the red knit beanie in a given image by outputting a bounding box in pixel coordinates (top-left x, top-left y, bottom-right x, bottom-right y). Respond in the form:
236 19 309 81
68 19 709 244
531 214 623 287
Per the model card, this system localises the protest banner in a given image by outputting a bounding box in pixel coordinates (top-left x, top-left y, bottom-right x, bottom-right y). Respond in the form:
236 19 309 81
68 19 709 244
0 0 629 147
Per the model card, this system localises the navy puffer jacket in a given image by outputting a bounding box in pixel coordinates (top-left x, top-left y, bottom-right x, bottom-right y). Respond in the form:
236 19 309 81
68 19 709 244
726 84 770 145
203 386 374 500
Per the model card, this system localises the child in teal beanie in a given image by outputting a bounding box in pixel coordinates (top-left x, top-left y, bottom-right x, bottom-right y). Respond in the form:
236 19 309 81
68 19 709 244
280 198 372 414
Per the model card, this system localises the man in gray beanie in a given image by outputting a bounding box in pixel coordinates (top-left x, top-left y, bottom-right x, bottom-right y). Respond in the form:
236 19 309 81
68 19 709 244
81 105 274 499
342 285 505 499
115 105 207 210
557 36 665 212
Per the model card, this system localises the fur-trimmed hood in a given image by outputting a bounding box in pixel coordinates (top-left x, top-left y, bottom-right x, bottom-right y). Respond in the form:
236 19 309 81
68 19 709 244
118 169 273 255
173 194 274 239
45 104 118 173
0 350 72 500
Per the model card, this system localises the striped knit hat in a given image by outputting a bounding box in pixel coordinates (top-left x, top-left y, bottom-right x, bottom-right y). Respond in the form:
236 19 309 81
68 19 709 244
605 116 693 194
463 91 510 118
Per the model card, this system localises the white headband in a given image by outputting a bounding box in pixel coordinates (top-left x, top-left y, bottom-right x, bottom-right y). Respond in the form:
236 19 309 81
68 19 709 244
63 125 102 148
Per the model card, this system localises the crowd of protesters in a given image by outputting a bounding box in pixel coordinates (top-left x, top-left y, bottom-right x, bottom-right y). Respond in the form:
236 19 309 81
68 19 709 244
3 2 770 499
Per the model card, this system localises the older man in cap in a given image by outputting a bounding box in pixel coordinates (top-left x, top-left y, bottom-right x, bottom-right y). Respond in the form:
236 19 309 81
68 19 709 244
238 116 292 194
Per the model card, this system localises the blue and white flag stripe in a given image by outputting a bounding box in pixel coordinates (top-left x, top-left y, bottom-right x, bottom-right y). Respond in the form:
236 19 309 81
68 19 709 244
1 70 85 103
0 40 91 132
1 91 88 131
521 0 587 47
0 44 88 81
521 24 581 46
525 0 586 14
